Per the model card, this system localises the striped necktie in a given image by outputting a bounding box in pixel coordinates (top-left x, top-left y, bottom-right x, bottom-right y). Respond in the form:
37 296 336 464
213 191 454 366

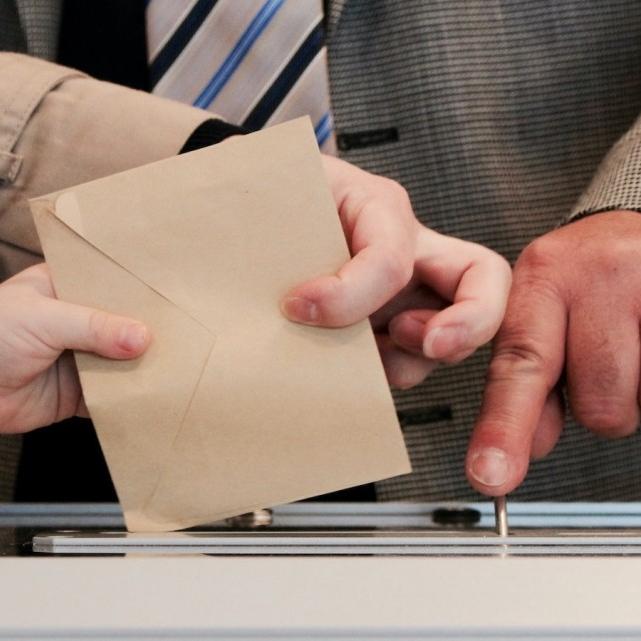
146 0 336 153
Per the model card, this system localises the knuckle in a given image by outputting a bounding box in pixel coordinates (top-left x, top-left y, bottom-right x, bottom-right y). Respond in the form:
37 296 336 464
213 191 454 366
312 278 354 326
586 240 639 282
517 236 562 275
518 228 641 294
592 246 623 272
487 338 548 383
509 260 563 309
391 181 411 208
379 248 413 290
375 177 415 217
379 176 410 201
512 275 560 304
477 249 513 285
572 400 638 436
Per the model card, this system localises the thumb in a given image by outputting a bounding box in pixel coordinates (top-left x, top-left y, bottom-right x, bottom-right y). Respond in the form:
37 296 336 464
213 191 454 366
41 299 151 359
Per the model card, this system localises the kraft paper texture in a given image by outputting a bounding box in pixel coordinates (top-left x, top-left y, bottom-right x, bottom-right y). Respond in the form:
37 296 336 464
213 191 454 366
31 118 410 531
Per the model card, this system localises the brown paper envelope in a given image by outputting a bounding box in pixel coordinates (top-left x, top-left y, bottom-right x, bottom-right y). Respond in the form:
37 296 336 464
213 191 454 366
31 117 411 531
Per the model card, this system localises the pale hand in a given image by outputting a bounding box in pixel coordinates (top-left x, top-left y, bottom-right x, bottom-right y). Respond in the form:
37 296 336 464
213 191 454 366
0 264 150 434
282 155 512 389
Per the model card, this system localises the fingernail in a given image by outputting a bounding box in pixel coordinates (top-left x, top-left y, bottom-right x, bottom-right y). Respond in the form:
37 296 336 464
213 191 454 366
281 297 320 324
118 322 148 353
468 448 509 487
423 325 467 359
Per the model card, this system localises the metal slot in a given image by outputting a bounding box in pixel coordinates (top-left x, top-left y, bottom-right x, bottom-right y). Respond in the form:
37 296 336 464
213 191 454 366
32 528 641 557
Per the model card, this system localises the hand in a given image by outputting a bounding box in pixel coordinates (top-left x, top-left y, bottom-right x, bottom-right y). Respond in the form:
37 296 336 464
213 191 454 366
467 211 641 495
0 264 150 434
281 155 512 389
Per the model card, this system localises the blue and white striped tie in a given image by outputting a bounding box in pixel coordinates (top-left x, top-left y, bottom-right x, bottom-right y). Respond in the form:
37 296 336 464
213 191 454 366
146 0 336 153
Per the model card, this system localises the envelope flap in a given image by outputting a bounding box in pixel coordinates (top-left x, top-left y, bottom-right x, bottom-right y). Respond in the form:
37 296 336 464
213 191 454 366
32 204 217 519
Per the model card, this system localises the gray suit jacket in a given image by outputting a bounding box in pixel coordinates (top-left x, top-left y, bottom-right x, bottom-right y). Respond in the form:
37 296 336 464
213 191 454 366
3 0 641 502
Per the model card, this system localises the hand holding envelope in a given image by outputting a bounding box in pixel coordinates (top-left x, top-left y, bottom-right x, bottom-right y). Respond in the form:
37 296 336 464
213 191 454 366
31 118 410 531
0 263 150 434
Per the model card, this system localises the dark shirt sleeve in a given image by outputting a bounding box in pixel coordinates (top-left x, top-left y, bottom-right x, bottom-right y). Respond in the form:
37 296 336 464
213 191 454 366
179 119 248 153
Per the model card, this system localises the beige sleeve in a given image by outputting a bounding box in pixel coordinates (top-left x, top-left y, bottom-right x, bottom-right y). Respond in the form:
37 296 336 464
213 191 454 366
569 111 641 221
0 53 212 280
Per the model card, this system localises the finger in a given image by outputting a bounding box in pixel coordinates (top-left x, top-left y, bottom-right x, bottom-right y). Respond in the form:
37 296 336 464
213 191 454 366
439 346 477 365
35 299 151 360
370 281 445 331
390 309 480 365
530 388 565 460
566 303 640 437
388 309 440 353
466 272 567 496
282 193 415 328
414 231 512 360
376 334 437 389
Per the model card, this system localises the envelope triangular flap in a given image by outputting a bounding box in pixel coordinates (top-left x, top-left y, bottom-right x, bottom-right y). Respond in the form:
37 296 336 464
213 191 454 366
31 200 216 522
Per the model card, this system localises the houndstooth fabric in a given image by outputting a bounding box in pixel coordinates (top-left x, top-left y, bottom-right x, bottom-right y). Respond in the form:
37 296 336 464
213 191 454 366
11 0 60 59
325 0 641 502
571 109 641 221
4 0 641 502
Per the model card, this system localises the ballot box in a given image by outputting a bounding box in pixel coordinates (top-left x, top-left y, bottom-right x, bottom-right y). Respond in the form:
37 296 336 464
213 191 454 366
2 502 641 639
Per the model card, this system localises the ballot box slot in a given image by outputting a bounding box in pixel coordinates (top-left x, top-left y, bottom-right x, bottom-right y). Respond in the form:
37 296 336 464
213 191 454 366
6 502 641 557
31 529 641 557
